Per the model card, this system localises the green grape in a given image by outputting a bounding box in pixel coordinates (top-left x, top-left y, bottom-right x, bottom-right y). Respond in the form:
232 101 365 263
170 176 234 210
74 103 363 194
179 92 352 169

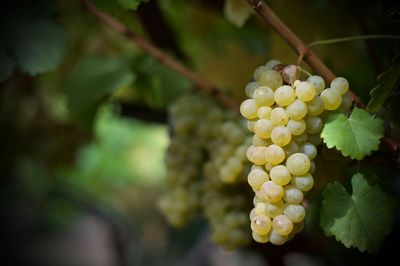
253 65 269 81
252 134 271 147
320 88 342 110
240 99 258 119
248 146 268 165
269 229 288 245
306 75 325 94
257 106 272 119
245 81 260 98
305 116 323 134
291 173 314 191
274 85 296 106
247 120 255 132
265 144 285 165
338 94 352 112
309 161 316 174
263 200 285 218
270 107 289 126
252 231 269 243
254 119 274 139
242 65 351 246
283 185 304 204
299 143 317 159
254 202 267 215
307 96 324 116
286 153 310 175
253 86 275 107
265 162 274 172
271 126 292 147
284 141 300 157
330 77 349 95
251 215 272 235
287 119 306 136
257 70 283 90
248 169 269 190
295 81 316 102
283 204 305 223
286 99 307 120
292 133 308 146
272 215 293 236
265 59 281 70
261 181 284 203
270 165 292 186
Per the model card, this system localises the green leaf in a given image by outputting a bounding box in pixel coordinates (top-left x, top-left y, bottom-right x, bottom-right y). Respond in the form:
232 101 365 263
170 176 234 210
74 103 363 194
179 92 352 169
367 55 400 112
132 56 191 109
10 18 68 75
66 55 135 127
321 108 384 160
320 173 397 253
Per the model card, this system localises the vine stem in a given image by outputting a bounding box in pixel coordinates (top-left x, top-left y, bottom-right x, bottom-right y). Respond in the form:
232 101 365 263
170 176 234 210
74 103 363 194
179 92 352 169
82 0 239 110
308 35 400 48
245 0 364 108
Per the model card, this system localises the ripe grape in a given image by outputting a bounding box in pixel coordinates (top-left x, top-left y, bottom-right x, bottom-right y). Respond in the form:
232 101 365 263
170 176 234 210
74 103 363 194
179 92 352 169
251 215 272 235
284 204 305 223
295 81 316 102
286 153 311 175
330 77 349 95
271 126 291 146
286 99 307 120
274 85 296 106
272 215 293 236
265 144 285 165
253 86 275 106
320 88 342 110
240 62 351 246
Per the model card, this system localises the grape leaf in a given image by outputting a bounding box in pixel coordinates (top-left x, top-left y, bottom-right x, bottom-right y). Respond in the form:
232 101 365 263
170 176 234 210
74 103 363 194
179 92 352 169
11 18 68 75
320 173 397 253
66 55 135 127
367 54 400 112
0 10 68 79
132 56 191 109
321 108 384 160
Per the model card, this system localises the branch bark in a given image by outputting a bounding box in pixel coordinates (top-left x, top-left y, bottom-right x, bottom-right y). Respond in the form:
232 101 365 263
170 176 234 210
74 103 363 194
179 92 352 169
83 0 239 110
246 0 364 107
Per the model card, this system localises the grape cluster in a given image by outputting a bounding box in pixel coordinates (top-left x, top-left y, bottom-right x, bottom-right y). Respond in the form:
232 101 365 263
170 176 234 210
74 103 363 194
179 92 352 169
240 60 351 245
159 94 252 249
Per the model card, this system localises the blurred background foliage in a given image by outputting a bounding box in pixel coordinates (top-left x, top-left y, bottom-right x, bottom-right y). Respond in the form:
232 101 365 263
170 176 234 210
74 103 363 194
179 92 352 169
0 0 399 265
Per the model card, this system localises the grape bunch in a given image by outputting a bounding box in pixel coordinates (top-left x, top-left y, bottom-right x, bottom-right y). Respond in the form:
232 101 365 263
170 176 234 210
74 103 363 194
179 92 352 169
240 60 351 245
159 94 253 249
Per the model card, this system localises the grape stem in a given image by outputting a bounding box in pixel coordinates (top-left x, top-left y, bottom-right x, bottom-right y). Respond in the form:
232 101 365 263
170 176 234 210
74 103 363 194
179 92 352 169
245 0 363 108
82 0 239 110
308 35 400 48
298 67 312 78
